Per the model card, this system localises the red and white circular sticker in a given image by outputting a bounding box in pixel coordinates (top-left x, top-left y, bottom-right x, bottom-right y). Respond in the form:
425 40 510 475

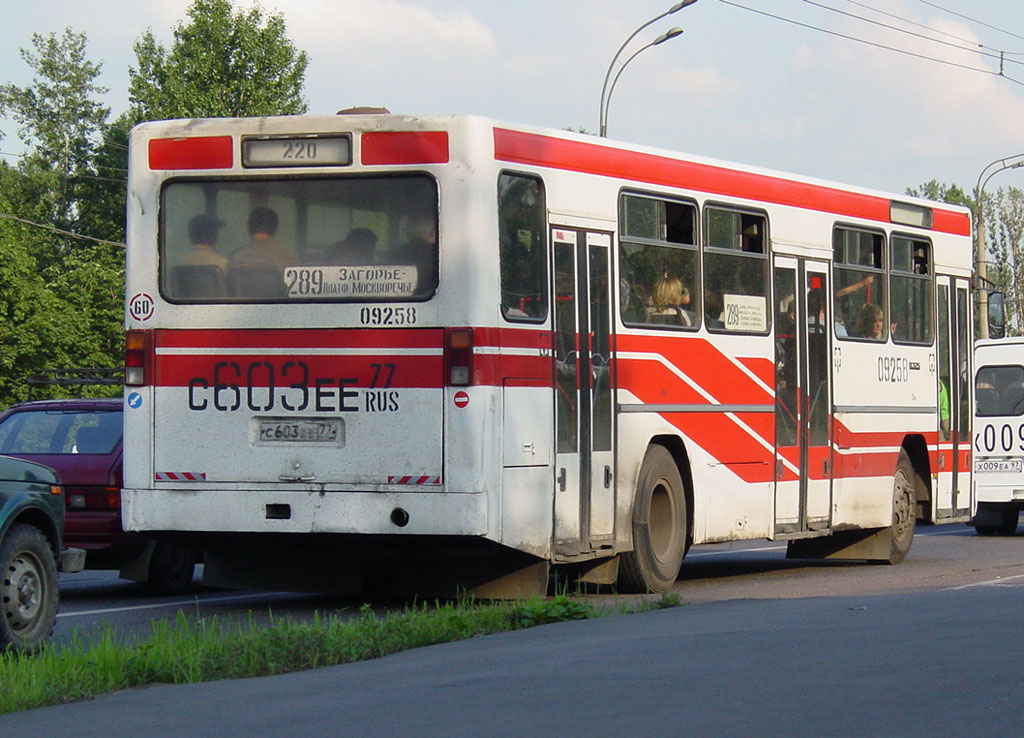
128 292 155 322
454 390 470 408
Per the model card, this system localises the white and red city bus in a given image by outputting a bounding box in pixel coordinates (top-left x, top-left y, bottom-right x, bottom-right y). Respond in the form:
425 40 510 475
971 337 1024 536
122 113 974 595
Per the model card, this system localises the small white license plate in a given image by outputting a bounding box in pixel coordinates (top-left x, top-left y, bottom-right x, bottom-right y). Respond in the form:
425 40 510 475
975 459 1023 474
255 418 343 445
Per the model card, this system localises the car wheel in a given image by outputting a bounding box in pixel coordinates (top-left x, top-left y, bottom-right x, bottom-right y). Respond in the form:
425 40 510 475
0 524 59 652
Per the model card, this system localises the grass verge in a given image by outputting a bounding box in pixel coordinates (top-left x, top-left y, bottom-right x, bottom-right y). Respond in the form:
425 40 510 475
1 593 680 715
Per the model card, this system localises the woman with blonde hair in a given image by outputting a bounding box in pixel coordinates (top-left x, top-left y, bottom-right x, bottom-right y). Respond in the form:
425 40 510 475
855 303 885 339
648 277 692 326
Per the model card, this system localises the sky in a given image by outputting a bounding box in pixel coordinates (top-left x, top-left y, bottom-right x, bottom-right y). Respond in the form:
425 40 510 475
2 0 1024 197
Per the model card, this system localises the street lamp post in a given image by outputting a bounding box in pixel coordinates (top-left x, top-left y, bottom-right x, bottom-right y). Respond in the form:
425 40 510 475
599 0 698 137
975 153 1024 338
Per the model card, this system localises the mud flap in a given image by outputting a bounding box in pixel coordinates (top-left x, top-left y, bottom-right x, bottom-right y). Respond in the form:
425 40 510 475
786 527 890 561
118 539 157 583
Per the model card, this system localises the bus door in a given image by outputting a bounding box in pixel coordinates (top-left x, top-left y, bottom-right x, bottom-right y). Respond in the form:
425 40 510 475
551 226 615 556
934 276 971 520
773 257 833 535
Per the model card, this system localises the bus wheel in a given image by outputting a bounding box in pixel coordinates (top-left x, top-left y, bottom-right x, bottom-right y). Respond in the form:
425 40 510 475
886 451 917 564
985 507 1018 536
0 525 59 653
618 445 687 593
144 542 198 595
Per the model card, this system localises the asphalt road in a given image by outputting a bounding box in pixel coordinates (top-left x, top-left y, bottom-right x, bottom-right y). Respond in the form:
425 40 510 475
5 524 1024 736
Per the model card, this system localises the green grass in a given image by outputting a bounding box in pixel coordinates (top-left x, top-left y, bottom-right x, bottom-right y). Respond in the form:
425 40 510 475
0 594 649 715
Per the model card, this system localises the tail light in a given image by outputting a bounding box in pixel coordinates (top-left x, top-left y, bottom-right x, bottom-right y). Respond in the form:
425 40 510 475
445 328 474 386
66 487 121 510
125 329 151 386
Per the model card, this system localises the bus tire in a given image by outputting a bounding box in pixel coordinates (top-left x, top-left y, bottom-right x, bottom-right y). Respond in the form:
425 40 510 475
0 524 59 653
618 445 687 593
144 542 198 595
885 451 917 564
976 506 1018 537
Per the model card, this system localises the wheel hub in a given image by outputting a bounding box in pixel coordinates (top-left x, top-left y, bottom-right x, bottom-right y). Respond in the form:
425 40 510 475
3 554 43 630
892 471 914 538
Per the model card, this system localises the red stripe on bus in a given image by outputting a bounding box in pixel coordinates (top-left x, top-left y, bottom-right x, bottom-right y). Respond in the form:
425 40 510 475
493 128 970 237
149 136 233 170
361 131 449 165
617 335 775 406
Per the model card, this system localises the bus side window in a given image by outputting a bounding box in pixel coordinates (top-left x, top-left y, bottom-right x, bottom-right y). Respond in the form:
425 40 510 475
498 173 547 322
618 192 698 331
833 227 886 341
703 207 769 332
890 235 933 345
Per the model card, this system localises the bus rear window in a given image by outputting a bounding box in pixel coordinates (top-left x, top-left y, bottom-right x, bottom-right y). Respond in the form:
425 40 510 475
160 175 438 303
976 365 1024 417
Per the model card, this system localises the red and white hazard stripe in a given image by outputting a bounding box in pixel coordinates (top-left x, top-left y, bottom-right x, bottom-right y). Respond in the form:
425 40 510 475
155 471 207 482
388 475 441 485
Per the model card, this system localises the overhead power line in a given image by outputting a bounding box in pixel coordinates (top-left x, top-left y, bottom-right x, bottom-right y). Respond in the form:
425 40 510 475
718 0 1024 87
916 0 1024 44
844 0 981 48
803 0 1024 68
0 212 125 248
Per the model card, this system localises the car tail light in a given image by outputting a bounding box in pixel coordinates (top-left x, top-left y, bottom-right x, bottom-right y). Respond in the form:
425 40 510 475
66 486 121 511
125 329 151 386
445 328 474 386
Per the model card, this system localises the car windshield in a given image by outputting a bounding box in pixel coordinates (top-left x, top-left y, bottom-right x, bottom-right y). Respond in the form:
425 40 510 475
0 409 123 455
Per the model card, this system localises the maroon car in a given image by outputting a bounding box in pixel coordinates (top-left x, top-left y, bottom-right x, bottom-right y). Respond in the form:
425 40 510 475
0 398 197 594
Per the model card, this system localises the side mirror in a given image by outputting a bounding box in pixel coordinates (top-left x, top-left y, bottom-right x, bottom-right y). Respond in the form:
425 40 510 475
989 291 1006 339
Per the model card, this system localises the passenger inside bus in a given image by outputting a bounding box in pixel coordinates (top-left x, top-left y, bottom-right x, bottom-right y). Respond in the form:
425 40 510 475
227 207 295 297
854 303 885 339
327 227 378 266
647 277 693 326
388 212 438 292
171 213 229 297
705 289 725 329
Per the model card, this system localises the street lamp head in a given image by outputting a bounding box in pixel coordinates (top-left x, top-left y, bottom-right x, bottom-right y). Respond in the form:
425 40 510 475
655 27 684 45
669 0 700 13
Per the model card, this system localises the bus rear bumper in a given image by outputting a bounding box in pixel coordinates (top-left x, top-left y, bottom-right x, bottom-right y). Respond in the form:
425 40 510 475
122 487 488 537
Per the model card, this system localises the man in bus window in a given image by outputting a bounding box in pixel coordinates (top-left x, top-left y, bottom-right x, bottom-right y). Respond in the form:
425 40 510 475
390 212 438 292
230 206 297 270
180 214 228 271
172 214 229 297
328 227 378 266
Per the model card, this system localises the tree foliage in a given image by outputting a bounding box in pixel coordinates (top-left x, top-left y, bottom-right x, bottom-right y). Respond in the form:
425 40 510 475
0 29 110 239
909 179 1024 336
127 0 308 122
0 1 311 406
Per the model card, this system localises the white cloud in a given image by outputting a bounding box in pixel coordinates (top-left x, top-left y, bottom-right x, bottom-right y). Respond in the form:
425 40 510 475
281 0 496 62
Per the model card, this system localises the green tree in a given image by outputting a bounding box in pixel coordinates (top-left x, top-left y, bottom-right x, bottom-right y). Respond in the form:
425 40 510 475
905 180 972 210
127 0 309 122
0 29 110 247
908 179 1024 336
0 167 92 404
987 187 1024 334
0 29 123 404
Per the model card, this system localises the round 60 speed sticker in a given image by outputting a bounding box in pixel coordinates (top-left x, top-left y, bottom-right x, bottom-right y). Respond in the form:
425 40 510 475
129 292 155 321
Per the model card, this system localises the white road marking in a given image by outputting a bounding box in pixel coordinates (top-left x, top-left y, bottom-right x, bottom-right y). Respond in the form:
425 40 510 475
58 591 298 618
947 574 1024 591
